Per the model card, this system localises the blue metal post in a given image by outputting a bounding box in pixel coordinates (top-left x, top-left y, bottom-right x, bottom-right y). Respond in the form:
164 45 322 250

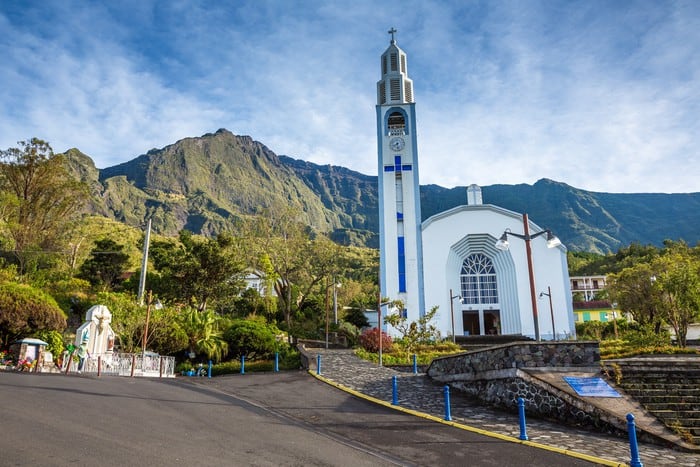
316 354 321 375
207 360 212 379
412 354 418 374
274 352 279 372
518 398 529 440
240 355 245 374
627 413 643 467
443 385 452 421
392 375 398 405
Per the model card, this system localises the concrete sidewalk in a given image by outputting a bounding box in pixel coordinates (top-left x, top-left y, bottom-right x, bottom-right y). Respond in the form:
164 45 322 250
308 348 699 467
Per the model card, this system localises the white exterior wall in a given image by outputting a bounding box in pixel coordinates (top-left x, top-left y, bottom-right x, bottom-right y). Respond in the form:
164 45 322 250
422 205 574 340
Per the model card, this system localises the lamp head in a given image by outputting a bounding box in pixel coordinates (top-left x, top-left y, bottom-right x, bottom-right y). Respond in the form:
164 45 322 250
494 231 510 251
545 230 561 248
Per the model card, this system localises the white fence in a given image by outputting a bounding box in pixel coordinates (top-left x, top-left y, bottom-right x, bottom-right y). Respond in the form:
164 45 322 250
62 352 176 377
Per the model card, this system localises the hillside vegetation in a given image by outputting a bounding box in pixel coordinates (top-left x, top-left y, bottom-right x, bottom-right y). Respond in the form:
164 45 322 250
59 128 700 253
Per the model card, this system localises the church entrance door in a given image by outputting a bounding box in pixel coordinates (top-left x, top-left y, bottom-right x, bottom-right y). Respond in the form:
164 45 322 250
461 309 500 336
459 253 501 336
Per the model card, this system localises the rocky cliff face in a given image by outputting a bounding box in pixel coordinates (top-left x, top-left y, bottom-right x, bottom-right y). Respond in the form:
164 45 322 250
62 129 700 253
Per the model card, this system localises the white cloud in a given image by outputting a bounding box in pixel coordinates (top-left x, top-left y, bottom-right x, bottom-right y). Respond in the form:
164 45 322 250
1 0 698 192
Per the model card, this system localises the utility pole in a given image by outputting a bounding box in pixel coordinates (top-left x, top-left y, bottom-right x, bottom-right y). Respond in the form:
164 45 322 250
137 218 152 306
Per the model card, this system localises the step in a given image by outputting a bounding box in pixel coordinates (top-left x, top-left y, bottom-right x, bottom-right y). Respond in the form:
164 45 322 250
620 376 700 385
621 386 700 396
651 412 700 428
644 402 700 411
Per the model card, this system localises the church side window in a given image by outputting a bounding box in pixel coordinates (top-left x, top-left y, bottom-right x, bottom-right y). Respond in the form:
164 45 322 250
390 53 398 71
460 254 498 304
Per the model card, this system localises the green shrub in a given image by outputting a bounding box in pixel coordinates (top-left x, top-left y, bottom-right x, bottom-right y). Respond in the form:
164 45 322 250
336 321 360 347
343 307 370 329
623 325 671 347
575 320 607 340
0 282 67 347
354 342 462 366
223 317 278 360
176 348 301 376
33 329 65 358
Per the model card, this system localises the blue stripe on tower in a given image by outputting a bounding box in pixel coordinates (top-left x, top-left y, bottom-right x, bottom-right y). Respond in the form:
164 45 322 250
397 236 406 293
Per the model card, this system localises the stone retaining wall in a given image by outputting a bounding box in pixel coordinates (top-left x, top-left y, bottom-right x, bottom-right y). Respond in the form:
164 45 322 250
447 370 629 440
426 342 648 442
427 341 600 379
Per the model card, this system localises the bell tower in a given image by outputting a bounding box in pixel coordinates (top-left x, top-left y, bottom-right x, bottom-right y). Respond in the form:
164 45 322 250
376 28 425 325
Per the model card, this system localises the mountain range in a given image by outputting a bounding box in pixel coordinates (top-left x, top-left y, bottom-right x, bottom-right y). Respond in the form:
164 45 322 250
63 129 700 254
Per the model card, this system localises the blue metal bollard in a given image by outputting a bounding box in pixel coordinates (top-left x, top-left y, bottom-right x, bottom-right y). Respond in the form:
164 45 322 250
412 354 418 374
274 352 279 372
208 360 212 379
240 355 245 374
443 385 452 421
316 354 321 375
627 413 643 467
517 398 529 440
392 375 398 405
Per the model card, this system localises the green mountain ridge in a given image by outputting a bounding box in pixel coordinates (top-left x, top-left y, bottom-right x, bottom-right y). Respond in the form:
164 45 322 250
62 129 700 253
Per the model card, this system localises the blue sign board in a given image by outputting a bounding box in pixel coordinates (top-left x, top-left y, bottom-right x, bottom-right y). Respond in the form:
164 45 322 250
563 376 621 397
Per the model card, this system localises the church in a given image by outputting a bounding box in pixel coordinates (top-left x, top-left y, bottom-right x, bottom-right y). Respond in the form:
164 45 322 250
376 30 575 341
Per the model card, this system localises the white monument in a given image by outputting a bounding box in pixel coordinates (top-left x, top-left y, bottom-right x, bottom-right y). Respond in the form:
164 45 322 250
75 305 116 355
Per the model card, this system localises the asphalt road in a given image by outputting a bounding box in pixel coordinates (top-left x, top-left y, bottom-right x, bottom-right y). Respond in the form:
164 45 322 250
0 371 601 466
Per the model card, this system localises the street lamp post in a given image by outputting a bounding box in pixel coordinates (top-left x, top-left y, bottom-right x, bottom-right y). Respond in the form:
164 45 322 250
495 213 561 342
333 282 341 325
539 286 556 341
449 289 461 343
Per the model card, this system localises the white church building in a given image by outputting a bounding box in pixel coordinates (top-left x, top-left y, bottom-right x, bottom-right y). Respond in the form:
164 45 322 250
376 30 575 341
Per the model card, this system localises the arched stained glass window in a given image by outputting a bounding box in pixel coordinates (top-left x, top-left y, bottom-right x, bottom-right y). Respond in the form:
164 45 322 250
460 253 498 305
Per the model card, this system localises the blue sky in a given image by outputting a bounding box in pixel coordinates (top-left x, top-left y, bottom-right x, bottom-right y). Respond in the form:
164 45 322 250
1 0 698 193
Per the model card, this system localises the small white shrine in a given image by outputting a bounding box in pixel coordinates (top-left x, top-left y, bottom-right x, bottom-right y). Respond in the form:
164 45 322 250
75 305 115 355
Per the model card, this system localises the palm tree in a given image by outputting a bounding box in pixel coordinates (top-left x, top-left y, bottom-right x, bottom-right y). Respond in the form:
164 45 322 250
178 308 228 362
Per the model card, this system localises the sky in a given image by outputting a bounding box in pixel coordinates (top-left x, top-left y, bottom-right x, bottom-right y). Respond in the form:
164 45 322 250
1 1 699 194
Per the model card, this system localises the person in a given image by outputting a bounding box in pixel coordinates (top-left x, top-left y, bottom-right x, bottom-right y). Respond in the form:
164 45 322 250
77 342 89 373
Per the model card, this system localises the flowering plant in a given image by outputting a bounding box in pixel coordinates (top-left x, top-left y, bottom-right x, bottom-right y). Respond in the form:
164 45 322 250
0 350 13 367
17 358 35 371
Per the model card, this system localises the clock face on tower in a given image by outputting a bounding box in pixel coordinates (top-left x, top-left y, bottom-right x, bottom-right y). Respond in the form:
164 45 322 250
390 137 405 152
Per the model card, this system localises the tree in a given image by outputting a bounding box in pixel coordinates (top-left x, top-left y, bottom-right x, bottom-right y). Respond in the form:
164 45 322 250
242 207 320 340
653 251 700 347
79 239 130 290
0 139 87 274
343 305 370 329
177 308 228 362
607 263 663 333
150 230 245 311
0 282 66 347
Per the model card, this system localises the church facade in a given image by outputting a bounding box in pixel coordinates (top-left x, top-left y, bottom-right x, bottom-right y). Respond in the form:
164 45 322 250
377 31 575 341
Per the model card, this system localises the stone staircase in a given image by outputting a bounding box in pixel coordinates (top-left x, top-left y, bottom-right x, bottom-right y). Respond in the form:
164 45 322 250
603 356 700 445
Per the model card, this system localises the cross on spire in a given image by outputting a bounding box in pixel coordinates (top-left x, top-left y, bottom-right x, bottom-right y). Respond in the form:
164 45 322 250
388 27 397 43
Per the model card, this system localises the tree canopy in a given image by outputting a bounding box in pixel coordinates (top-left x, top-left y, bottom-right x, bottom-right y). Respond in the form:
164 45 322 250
150 230 245 311
0 139 87 273
0 282 66 347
